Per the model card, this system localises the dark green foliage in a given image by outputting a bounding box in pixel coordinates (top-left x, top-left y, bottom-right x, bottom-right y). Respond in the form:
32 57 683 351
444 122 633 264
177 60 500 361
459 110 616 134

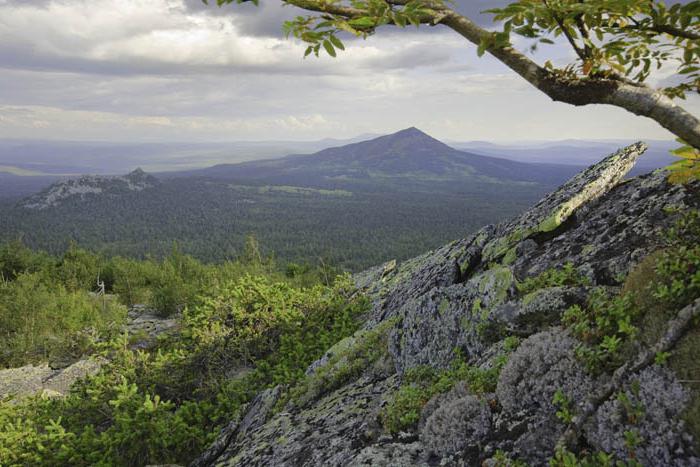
0 250 126 368
553 389 575 424
381 348 515 434
563 291 638 373
0 239 52 280
518 262 591 295
0 167 557 272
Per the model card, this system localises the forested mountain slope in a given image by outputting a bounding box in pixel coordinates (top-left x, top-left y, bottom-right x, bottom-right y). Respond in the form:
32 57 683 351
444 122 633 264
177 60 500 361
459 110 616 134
174 127 578 189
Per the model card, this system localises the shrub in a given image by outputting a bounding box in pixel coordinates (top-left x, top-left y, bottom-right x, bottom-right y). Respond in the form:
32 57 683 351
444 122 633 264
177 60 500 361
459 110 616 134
381 349 513 434
0 273 126 368
0 269 369 466
518 262 591 295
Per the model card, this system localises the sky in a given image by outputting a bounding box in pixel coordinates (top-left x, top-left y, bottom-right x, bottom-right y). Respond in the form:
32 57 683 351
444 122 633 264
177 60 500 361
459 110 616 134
0 0 697 142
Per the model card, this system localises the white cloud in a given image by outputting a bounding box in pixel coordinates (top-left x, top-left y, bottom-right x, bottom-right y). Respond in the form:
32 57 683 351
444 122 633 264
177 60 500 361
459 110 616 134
0 104 341 140
0 0 697 143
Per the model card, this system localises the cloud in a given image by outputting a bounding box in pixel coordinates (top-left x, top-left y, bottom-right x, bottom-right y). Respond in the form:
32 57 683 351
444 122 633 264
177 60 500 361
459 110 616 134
0 104 342 140
0 0 470 78
0 0 697 144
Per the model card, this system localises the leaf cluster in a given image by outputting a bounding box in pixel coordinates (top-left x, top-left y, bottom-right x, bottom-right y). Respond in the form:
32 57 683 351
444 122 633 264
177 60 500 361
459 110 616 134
487 1 699 98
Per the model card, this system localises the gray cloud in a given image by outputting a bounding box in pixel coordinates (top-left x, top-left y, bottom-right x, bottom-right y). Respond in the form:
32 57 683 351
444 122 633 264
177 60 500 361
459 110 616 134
0 0 696 143
183 0 297 37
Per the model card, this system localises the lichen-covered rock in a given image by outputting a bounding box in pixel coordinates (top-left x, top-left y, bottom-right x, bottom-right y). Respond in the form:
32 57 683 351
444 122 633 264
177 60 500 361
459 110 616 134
585 366 698 466
388 265 518 373
200 375 396 466
355 225 496 325
488 286 594 336
495 330 597 463
497 330 594 414
191 386 282 467
348 442 427 466
0 358 104 400
481 142 647 263
420 382 492 458
513 170 698 286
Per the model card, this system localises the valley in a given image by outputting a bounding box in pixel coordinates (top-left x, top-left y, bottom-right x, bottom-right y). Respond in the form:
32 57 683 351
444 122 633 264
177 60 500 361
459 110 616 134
0 128 583 271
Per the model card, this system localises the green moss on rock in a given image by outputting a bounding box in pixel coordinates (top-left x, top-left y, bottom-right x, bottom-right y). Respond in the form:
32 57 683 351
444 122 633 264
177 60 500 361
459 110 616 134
283 319 395 409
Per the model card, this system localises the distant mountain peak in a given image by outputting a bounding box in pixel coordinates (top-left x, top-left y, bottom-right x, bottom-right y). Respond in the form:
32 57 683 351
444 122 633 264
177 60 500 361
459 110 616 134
20 170 159 210
332 127 452 160
385 127 440 142
393 126 426 136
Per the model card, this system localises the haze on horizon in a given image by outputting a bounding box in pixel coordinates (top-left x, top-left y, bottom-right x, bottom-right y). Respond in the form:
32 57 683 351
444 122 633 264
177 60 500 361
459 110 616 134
0 0 698 143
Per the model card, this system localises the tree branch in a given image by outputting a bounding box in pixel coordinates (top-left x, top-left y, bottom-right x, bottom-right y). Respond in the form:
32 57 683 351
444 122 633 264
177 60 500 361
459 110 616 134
543 0 588 61
626 23 700 41
438 9 700 148
282 0 367 18
574 0 592 57
267 1 700 148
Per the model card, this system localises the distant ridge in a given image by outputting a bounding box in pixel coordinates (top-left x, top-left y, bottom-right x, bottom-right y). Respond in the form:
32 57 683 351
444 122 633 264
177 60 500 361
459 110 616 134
20 169 158 210
3 129 583 271
174 127 579 187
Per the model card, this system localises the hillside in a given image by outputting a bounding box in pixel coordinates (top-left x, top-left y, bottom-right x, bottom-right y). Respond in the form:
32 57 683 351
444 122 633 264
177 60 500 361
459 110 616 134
19 169 158 210
1 142 699 467
0 129 579 270
175 127 578 189
192 142 700 466
451 139 677 177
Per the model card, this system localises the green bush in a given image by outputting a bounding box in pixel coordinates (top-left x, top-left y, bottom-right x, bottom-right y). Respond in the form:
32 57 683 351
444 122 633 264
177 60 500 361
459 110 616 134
563 211 700 374
0 264 368 466
381 348 514 434
518 262 591 295
0 273 125 368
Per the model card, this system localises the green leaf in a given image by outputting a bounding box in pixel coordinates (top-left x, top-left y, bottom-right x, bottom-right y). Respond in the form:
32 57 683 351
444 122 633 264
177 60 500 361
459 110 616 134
322 40 337 57
329 35 345 51
348 17 376 29
671 146 700 160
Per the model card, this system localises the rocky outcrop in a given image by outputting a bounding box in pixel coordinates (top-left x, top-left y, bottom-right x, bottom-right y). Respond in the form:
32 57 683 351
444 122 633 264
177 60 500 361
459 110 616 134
126 305 180 349
195 143 700 466
0 305 179 400
0 358 104 400
20 168 158 210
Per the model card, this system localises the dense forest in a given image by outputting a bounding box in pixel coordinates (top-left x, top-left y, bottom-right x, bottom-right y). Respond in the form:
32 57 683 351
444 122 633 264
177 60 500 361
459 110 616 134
0 176 552 272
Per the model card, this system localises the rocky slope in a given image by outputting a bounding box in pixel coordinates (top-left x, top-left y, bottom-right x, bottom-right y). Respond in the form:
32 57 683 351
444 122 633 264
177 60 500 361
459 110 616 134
193 142 700 466
0 305 178 401
19 168 158 210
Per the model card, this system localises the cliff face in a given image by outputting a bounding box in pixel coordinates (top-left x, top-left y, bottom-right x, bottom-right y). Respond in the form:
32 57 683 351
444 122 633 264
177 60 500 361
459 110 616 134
194 143 700 466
